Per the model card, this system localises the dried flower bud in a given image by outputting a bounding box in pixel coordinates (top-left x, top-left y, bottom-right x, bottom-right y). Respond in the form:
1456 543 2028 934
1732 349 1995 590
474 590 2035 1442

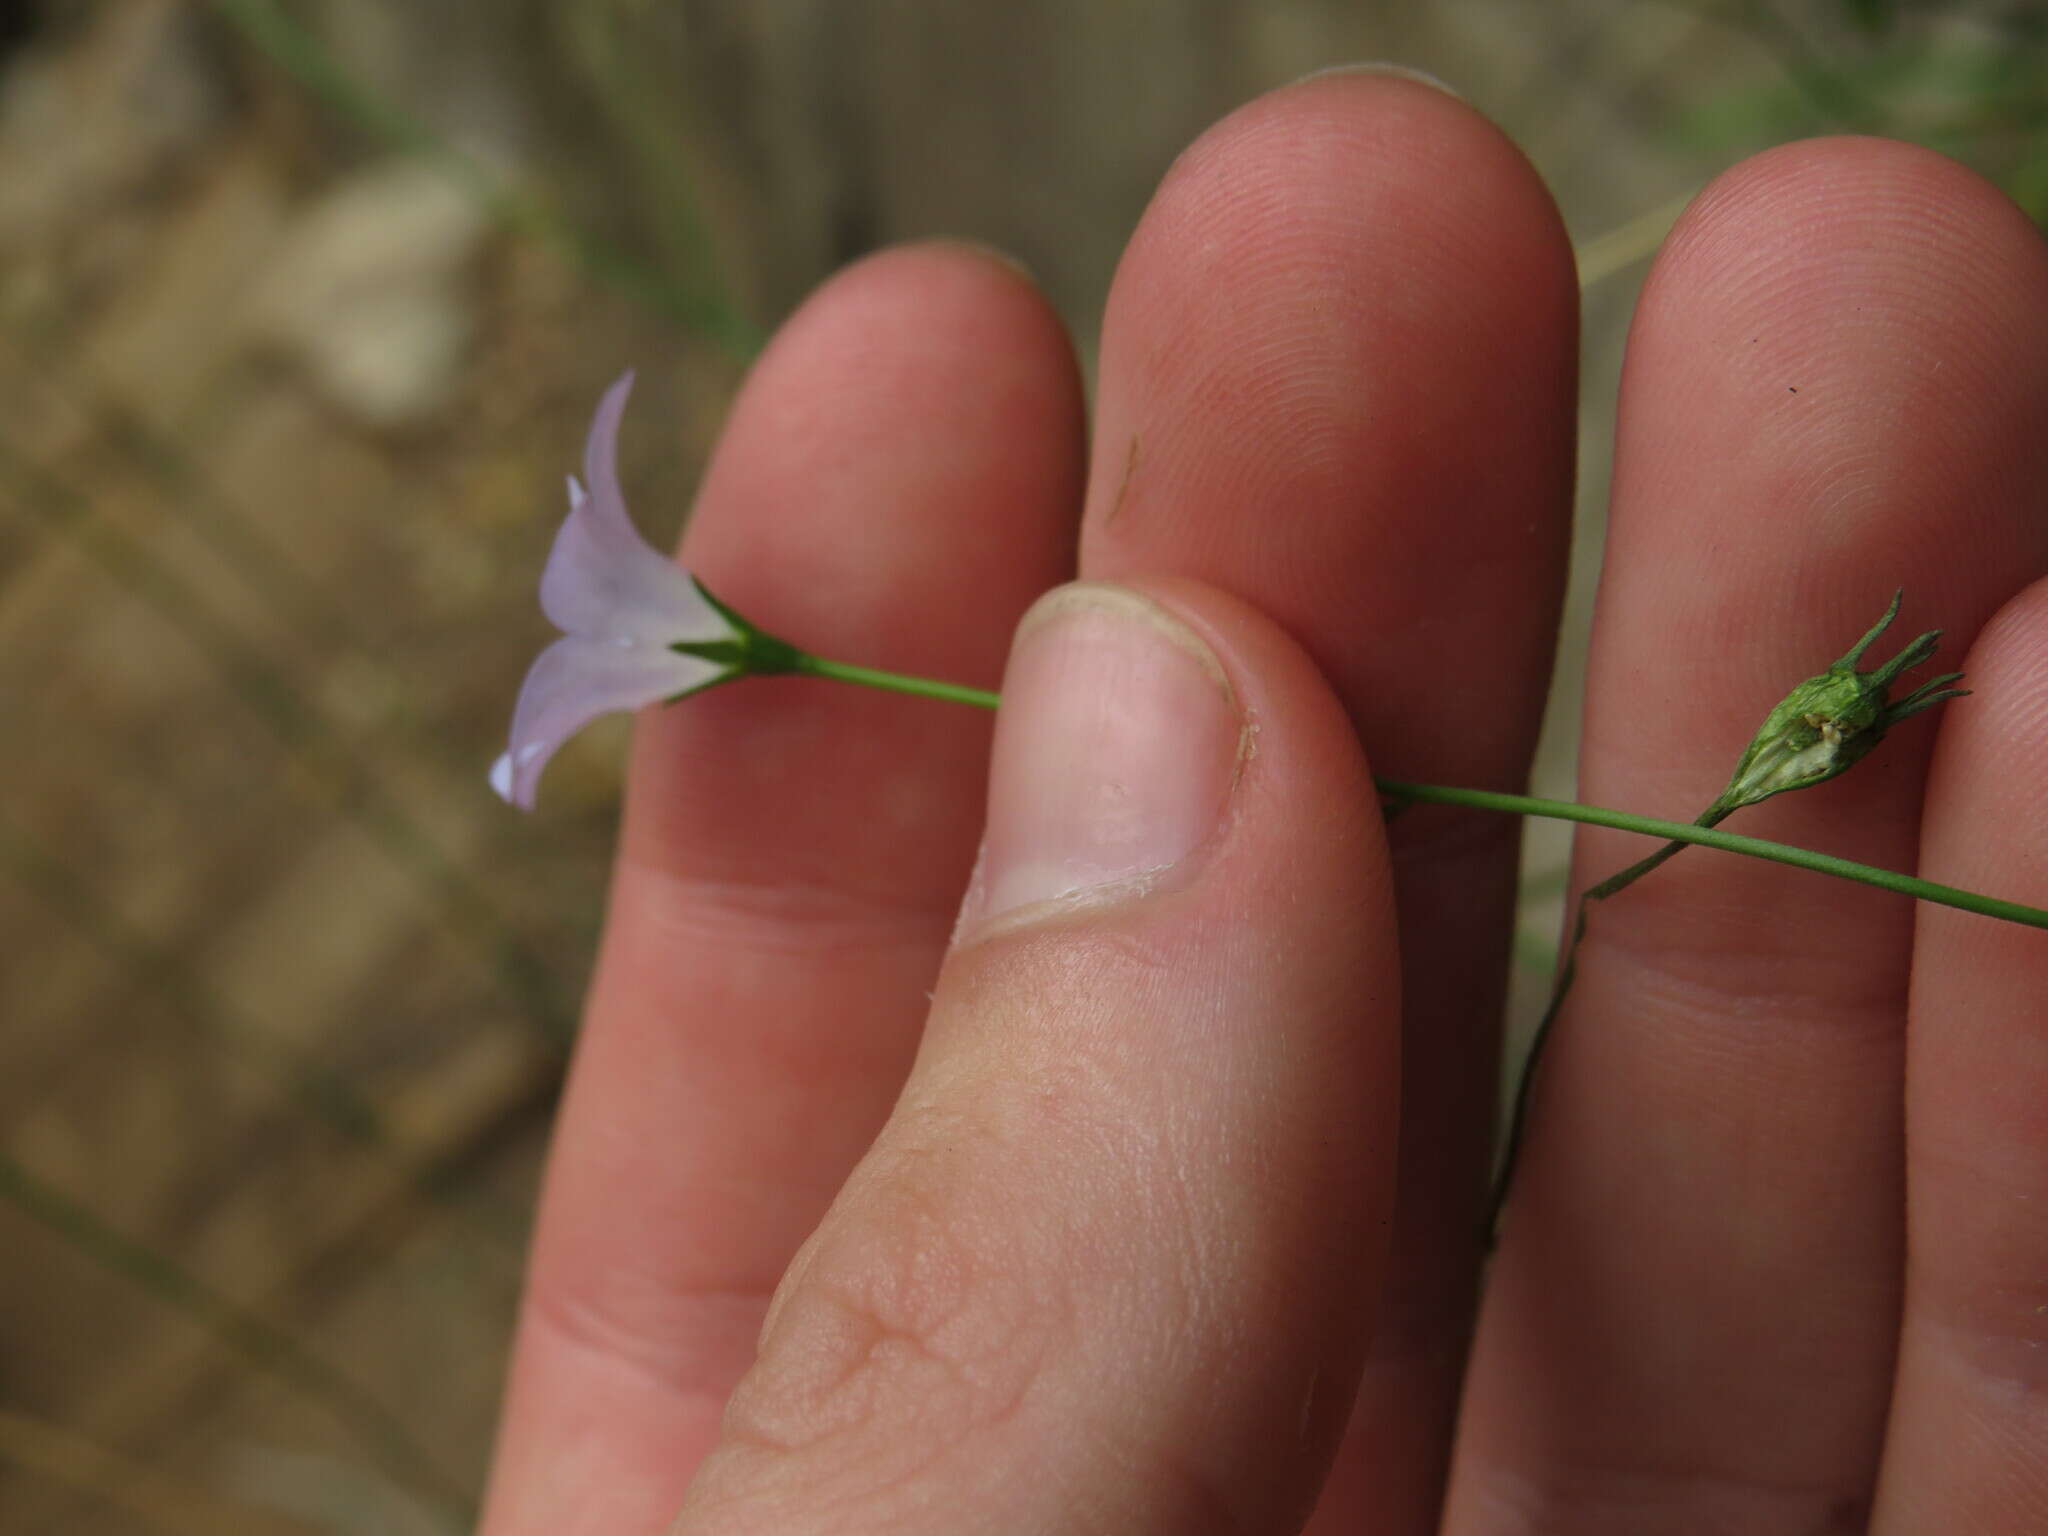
1715 590 1967 817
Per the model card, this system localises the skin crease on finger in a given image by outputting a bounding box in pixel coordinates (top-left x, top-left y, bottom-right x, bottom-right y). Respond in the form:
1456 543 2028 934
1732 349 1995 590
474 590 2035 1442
1445 138 2048 1535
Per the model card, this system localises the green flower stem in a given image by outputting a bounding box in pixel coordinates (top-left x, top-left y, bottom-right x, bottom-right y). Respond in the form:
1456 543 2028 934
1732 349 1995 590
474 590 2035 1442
796 597 1997 1243
805 655 2048 933
1383 775 2048 1245
1372 778 2048 930
794 654 1003 710
1481 818 1720 1247
803 654 2048 1241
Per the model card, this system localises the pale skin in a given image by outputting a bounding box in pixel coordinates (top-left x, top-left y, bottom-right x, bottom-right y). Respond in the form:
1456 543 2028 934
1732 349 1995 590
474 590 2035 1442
480 74 2048 1535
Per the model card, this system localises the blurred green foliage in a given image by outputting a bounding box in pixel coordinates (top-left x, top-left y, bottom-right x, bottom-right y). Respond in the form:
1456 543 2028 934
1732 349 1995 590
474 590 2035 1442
1678 2 2048 221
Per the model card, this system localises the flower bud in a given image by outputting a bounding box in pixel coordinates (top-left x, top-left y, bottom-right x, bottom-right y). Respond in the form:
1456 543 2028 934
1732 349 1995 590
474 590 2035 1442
1715 591 1967 816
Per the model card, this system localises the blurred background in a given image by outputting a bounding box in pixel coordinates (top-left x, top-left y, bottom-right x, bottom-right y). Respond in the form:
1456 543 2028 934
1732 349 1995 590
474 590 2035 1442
1 1 2041 1530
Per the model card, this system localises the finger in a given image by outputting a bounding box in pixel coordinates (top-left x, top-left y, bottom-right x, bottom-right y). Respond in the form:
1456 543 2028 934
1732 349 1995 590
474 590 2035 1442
1874 578 2048 1533
481 245 1084 1535
671 579 1401 1534
1079 69 1577 1528
1451 140 2048 1533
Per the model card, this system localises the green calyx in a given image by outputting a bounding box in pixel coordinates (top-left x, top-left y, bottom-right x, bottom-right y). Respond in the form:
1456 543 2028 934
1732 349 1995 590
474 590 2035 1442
1716 590 1968 815
670 577 806 676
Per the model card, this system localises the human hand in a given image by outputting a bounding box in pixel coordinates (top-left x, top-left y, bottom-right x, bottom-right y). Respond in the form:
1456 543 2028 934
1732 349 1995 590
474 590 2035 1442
479 71 2048 1534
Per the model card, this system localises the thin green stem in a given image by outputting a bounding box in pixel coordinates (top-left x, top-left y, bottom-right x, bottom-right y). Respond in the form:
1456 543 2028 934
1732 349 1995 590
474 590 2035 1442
801 658 2048 932
794 654 1003 710
1485 812 1725 1246
1374 778 2048 930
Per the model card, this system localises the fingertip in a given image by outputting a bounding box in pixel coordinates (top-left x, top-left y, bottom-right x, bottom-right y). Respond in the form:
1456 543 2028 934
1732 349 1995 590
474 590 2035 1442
1111 63 1573 373
1099 63 1574 459
623 235 1086 898
1084 64 1576 780
1638 138 2048 453
1922 571 2048 872
1658 136 2047 307
1158 65 1545 239
686 237 1085 673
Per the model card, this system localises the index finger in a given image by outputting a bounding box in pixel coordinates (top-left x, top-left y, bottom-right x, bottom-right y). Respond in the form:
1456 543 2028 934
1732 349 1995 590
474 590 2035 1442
480 245 1085 1535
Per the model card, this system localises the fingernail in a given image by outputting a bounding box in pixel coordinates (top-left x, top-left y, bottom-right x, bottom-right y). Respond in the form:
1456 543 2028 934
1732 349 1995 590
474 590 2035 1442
1292 61 1462 99
966 584 1241 930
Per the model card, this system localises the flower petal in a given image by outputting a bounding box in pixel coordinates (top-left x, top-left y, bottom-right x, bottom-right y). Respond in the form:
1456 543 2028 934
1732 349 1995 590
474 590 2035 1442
493 635 725 809
537 373 726 644
582 371 636 542
538 478 724 643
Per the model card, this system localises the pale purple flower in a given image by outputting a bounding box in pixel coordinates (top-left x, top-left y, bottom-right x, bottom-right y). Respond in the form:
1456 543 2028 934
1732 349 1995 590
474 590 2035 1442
491 372 736 809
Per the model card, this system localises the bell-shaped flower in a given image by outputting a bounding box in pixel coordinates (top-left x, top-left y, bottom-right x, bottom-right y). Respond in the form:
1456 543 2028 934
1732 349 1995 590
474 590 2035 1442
491 372 745 809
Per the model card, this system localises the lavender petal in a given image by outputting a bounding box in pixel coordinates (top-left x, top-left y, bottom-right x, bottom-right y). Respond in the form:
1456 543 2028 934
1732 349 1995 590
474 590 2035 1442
538 477 724 643
580 370 638 545
494 635 723 809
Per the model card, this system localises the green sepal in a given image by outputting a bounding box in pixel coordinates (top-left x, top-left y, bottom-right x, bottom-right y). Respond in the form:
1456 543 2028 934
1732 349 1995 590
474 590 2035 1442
672 575 806 676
